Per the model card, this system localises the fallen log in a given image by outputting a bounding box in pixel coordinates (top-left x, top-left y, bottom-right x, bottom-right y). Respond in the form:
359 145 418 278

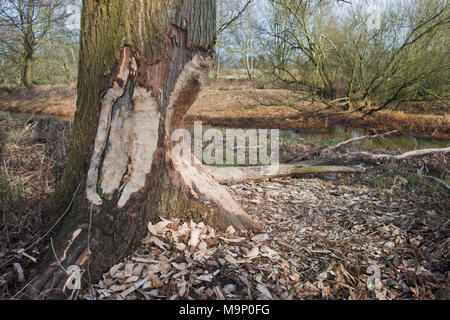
290 130 399 162
322 130 398 154
207 146 449 184
206 164 366 184
346 147 450 163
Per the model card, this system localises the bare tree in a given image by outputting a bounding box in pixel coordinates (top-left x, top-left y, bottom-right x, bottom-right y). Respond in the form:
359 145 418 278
228 1 257 80
258 0 449 112
328 0 450 113
0 0 71 87
262 0 338 98
215 0 254 78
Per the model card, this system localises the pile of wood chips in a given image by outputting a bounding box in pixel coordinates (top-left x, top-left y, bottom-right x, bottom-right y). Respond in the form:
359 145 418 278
88 177 448 300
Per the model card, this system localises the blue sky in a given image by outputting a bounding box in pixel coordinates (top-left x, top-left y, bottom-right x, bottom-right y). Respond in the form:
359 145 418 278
64 0 392 31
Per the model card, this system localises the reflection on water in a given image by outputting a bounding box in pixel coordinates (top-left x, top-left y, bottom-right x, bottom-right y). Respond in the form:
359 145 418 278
282 126 449 153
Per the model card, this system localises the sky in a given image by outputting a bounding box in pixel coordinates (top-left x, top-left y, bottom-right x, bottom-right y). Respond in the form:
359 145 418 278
64 0 393 32
65 4 81 30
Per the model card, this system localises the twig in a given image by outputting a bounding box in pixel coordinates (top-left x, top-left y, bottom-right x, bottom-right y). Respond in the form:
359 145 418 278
0 180 82 269
217 0 253 34
426 176 450 190
50 237 68 275
10 275 38 300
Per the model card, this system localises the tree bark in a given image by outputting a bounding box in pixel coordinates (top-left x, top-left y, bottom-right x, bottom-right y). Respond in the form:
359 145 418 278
22 56 32 88
27 0 260 300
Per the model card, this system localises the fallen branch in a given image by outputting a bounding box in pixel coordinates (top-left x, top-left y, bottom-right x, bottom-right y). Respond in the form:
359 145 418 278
426 176 450 190
206 164 365 184
290 130 399 162
322 130 398 154
207 146 449 184
346 147 450 163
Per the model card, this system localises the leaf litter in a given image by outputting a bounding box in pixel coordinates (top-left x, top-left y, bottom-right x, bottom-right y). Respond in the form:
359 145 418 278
1 119 447 300
88 174 449 300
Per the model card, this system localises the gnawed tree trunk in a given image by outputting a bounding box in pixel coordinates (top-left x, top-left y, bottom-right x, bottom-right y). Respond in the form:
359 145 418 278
27 0 260 300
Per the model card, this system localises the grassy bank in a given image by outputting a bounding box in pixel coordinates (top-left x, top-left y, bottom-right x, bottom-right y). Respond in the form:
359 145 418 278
0 84 76 119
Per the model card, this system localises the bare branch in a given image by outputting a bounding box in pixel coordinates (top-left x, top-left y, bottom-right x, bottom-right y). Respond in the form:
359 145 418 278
217 0 254 34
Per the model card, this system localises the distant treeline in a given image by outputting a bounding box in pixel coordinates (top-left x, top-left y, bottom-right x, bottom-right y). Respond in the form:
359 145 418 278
0 0 449 113
216 0 449 113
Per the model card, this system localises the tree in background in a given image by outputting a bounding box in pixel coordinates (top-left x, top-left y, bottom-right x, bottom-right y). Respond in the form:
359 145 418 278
0 0 77 87
215 0 254 79
340 0 450 113
256 0 449 112
229 1 257 80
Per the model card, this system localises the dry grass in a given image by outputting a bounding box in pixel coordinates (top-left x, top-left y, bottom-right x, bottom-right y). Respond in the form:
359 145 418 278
188 81 450 138
0 84 76 118
0 118 71 298
367 111 450 138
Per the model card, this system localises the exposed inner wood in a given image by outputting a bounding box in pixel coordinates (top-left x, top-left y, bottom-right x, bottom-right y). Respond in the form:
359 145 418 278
86 47 137 206
114 86 161 208
83 39 261 233
171 146 262 230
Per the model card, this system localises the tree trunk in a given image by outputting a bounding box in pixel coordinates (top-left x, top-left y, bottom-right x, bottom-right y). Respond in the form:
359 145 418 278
27 0 260 300
22 56 32 88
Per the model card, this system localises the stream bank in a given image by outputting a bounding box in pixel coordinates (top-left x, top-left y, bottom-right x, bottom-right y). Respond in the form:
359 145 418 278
1 110 448 154
1 83 449 139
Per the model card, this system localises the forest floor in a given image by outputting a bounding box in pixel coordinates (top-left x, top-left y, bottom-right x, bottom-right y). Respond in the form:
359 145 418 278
0 117 448 300
1 79 449 138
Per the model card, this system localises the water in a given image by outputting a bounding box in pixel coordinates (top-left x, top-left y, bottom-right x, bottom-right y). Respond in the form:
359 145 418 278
281 126 449 152
1 110 448 152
